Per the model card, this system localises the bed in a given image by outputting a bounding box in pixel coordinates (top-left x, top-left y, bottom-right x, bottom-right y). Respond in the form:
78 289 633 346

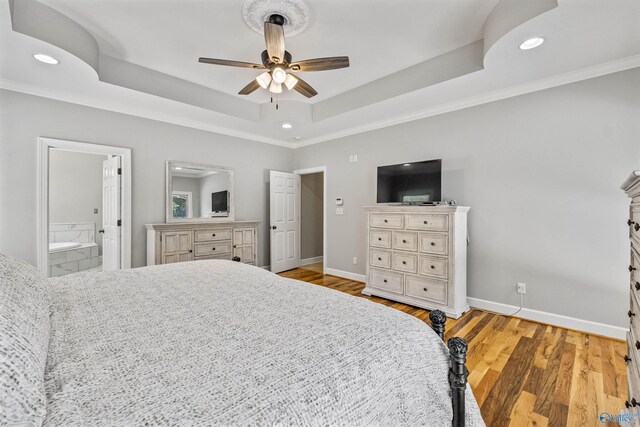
0 254 485 426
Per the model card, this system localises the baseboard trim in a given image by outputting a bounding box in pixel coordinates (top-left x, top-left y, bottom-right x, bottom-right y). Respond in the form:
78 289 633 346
300 256 323 266
467 297 626 340
325 268 366 283
260 265 270 271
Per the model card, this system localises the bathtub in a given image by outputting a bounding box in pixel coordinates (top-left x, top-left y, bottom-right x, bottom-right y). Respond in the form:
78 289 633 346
49 242 82 252
48 241 100 277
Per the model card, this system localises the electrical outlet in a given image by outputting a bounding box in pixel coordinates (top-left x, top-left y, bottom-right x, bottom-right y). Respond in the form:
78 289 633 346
93 208 99 214
353 257 358 264
517 282 526 294
348 155 354 163
353 154 358 162
336 207 344 215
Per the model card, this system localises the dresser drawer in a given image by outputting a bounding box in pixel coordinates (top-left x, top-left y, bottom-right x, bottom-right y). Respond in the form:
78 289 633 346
392 252 417 273
194 228 232 243
418 233 449 256
369 268 403 294
370 230 392 248
196 253 232 261
405 275 447 304
392 231 418 251
194 242 231 257
418 255 448 279
370 249 391 269
631 292 640 338
406 214 449 232
631 208 640 239
370 213 404 229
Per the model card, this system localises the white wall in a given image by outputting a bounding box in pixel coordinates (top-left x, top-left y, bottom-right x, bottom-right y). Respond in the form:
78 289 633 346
293 69 640 328
300 173 324 260
49 149 106 253
0 89 293 268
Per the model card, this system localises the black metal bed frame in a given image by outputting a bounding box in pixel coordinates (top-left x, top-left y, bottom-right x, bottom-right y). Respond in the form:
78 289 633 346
428 310 469 427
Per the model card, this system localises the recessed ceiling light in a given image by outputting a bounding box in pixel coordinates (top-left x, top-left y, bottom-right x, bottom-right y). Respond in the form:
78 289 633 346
403 163 411 167
282 123 292 129
519 37 544 50
174 167 183 170
33 54 59 64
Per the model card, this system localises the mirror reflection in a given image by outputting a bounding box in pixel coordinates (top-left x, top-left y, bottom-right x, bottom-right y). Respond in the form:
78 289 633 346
167 162 233 221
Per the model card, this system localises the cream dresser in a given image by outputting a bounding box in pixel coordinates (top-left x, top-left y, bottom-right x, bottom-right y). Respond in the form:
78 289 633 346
623 171 640 416
146 221 259 266
363 205 470 318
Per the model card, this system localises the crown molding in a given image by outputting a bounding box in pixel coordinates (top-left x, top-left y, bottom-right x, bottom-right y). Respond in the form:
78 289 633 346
293 54 640 149
0 78 295 149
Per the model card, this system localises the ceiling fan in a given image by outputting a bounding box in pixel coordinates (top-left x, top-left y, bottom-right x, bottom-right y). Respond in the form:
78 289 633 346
198 14 349 98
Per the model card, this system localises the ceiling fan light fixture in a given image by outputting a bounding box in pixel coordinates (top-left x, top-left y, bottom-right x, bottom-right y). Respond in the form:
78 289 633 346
284 74 298 90
272 66 287 84
269 81 282 93
256 71 272 89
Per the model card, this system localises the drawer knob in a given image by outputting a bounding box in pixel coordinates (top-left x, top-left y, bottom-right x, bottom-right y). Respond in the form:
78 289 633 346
212 247 216 251
633 398 639 407
635 340 640 350
402 239 407 243
378 237 382 241
631 265 637 272
636 282 640 291
626 400 632 409
383 279 388 283
630 310 636 318
384 219 388 223
431 265 436 269
212 233 216 236
423 220 428 224
636 223 640 232
625 355 632 363
378 257 382 261
628 219 635 226
189 249 193 253
430 242 436 246
402 261 407 265
423 287 428 292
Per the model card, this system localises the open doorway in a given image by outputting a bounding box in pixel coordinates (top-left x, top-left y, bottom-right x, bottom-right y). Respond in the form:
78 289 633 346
37 138 132 277
295 167 326 275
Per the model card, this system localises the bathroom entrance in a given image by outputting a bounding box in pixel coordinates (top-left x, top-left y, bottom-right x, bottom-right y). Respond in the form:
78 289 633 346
37 138 132 277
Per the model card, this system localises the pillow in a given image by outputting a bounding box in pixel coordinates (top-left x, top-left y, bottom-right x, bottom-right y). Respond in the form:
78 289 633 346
0 254 49 427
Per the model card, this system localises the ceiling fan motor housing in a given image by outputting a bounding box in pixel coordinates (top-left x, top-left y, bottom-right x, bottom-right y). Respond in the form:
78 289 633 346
261 49 292 67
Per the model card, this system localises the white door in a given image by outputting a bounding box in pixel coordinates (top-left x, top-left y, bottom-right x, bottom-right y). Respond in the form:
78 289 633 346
102 156 121 271
270 170 299 273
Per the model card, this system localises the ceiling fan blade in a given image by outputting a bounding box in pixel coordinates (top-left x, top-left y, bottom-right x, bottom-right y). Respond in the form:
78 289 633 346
264 22 285 64
292 75 318 98
238 79 261 95
289 56 350 72
199 57 265 69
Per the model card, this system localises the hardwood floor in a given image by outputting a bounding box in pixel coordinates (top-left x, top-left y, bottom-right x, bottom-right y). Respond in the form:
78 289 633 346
279 268 628 427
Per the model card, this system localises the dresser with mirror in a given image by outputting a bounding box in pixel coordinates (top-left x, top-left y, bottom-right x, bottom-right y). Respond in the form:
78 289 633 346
146 161 259 266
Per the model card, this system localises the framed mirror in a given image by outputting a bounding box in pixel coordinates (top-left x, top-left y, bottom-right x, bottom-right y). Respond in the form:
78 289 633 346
166 161 234 222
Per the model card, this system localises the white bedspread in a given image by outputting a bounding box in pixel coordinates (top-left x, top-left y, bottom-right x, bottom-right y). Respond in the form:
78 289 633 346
44 260 484 426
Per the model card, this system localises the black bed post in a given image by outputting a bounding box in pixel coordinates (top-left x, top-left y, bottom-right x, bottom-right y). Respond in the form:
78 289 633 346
428 309 446 341
448 337 469 427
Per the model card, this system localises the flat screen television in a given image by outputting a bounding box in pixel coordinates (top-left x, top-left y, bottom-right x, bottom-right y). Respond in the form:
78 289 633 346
211 190 229 212
377 159 442 204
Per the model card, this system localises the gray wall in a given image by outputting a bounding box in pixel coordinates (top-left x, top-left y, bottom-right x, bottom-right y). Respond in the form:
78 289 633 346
300 173 324 260
0 89 293 268
199 173 230 217
49 149 106 253
293 69 640 328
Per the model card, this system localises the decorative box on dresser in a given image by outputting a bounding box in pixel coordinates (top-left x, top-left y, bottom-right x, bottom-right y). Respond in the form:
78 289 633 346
623 170 640 418
363 205 470 318
146 221 259 266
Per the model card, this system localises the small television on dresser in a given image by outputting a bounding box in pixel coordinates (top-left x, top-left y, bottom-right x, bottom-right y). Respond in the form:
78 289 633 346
377 159 442 204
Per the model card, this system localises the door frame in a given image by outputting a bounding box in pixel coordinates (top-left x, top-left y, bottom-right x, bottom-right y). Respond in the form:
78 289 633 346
294 166 327 275
37 137 132 276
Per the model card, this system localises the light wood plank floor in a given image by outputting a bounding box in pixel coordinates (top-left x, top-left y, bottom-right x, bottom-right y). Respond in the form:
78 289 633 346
279 268 628 427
